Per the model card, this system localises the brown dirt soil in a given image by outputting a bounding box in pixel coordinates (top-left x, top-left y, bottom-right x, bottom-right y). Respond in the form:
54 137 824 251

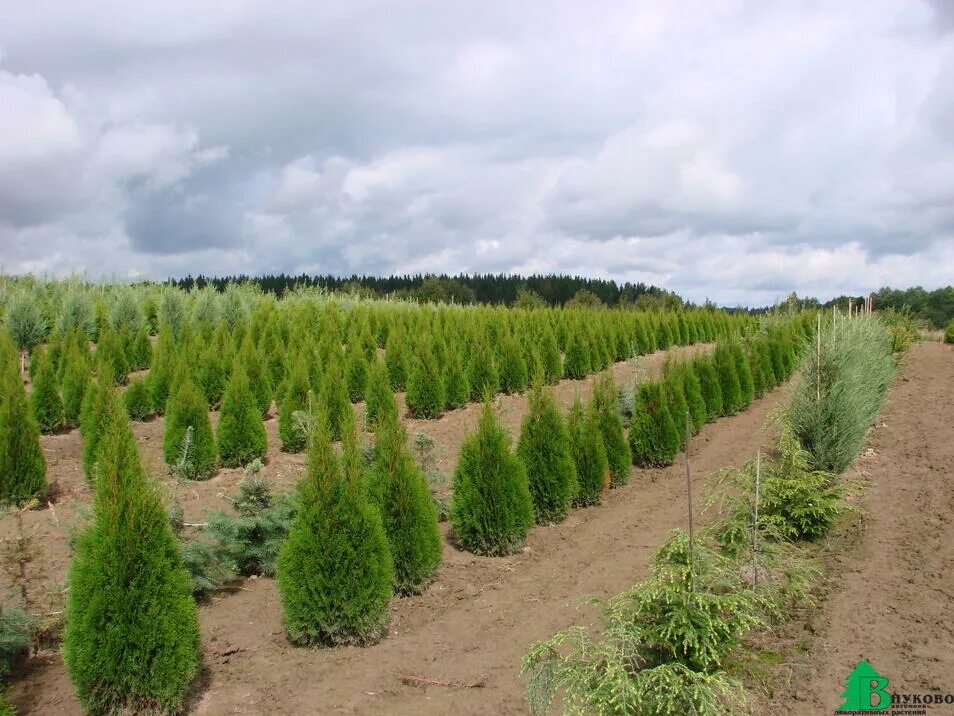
757 340 954 714
7 341 788 715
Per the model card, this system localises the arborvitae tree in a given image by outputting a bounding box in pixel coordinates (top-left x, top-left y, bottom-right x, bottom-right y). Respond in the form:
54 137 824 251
695 357 724 421
468 342 499 401
80 378 110 480
61 345 89 429
0 357 47 505
451 399 534 556
385 327 410 391
367 413 442 595
714 345 743 415
629 381 681 468
164 378 217 479
196 343 229 408
759 341 779 387
517 384 577 524
276 413 394 646
654 319 672 351
497 333 529 395
240 337 272 417
567 396 609 507
63 393 200 714
664 371 690 446
217 364 268 468
563 330 591 379
145 326 176 413
443 342 470 410
748 347 766 399
95 325 129 386
344 341 369 403
30 348 63 434
320 358 352 442
278 358 310 452
123 378 153 421
406 348 445 419
539 326 563 385
591 372 632 487
731 342 755 407
680 363 708 434
364 356 398 429
129 327 153 371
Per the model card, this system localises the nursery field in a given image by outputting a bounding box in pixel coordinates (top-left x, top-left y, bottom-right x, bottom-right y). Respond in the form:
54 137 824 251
0 279 936 715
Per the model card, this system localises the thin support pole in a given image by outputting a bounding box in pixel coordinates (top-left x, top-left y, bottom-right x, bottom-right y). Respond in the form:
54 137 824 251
684 410 694 589
753 449 761 589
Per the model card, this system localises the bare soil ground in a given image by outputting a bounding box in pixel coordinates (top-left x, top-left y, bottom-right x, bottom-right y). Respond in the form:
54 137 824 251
8 341 786 715
759 340 954 714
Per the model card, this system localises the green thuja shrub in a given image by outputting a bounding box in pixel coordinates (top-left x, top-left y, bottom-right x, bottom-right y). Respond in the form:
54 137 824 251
730 343 755 408
164 378 217 479
629 381 681 468
664 370 690 447
196 344 228 409
0 354 47 505
276 414 394 646
123 378 153 421
406 348 445 419
443 342 470 409
80 377 110 480
945 320 954 344
345 341 368 403
451 399 534 556
468 342 499 401
94 325 129 386
61 346 89 428
679 362 708 434
518 384 578 524
239 337 272 417
145 327 176 413
217 365 267 468
591 373 631 487
713 345 743 416
748 347 766 399
567 396 609 507
563 331 590 380
278 359 310 453
498 333 529 394
539 326 563 384
385 328 410 391
30 348 63 434
63 392 200 714
364 357 398 429
695 357 724 421
320 358 352 442
367 412 442 595
129 327 152 370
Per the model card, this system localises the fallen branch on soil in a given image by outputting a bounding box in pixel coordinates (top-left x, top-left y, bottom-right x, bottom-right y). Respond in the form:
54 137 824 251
395 672 487 689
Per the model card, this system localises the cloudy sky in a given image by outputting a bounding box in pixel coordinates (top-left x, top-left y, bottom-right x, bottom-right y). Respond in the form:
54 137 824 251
1 1 953 304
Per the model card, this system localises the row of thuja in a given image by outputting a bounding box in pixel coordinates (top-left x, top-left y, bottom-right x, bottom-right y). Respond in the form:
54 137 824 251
48 315 811 714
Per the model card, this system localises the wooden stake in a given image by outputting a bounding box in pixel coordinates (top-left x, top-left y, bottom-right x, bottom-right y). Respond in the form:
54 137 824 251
816 313 821 403
684 410 694 589
753 448 761 589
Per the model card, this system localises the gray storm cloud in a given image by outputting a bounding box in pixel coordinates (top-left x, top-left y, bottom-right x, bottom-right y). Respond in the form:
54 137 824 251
0 0 952 304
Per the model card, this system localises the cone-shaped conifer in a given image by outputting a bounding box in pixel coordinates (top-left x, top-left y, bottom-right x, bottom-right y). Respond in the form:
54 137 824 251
30 348 63 434
276 413 394 646
364 356 397 429
216 365 267 468
731 342 755 407
539 326 563 384
278 358 310 452
451 399 533 555
714 345 743 415
123 378 153 421
517 384 577 524
567 396 609 507
498 333 529 395
591 372 631 487
345 341 368 403
80 377 110 480
164 377 217 478
443 342 470 410
0 350 47 504
368 412 442 594
468 342 499 401
240 337 272 417
563 331 590 379
406 348 445 419
628 381 681 467
145 326 176 413
63 392 200 713
385 328 409 391
695 357 724 421
320 358 352 442
61 345 89 428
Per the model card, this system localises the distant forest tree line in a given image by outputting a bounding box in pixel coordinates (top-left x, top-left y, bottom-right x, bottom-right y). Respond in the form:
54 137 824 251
168 274 953 327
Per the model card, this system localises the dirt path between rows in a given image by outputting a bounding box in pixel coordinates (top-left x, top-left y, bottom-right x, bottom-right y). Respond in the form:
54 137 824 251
762 340 954 715
9 344 787 715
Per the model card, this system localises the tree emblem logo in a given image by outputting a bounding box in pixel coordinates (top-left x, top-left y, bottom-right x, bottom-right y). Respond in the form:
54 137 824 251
836 660 892 712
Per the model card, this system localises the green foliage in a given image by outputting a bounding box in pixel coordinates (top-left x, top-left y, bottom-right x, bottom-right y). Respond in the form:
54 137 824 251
145 327 176 413
539 326 563 385
4 294 47 355
128 327 153 370
0 607 40 678
0 351 47 505
345 341 369 403
123 378 153 421
713 345 743 416
164 378 217 479
367 413 442 595
563 331 590 380
567 397 609 508
216 364 267 468
276 415 394 646
278 359 310 452
518 384 578 524
239 337 272 417
945 320 954 345
320 358 352 442
443 342 470 409
789 315 896 473
730 343 755 407
79 377 109 480
385 327 410 391
196 343 228 408
178 535 237 600
629 382 681 468
30 348 63 434
61 347 89 429
451 400 534 556
63 392 200 714
468 342 499 401
663 371 690 447
592 373 632 486
695 357 724 421
406 347 445 419
364 357 398 429
678 363 708 434
206 469 296 577
498 332 529 394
